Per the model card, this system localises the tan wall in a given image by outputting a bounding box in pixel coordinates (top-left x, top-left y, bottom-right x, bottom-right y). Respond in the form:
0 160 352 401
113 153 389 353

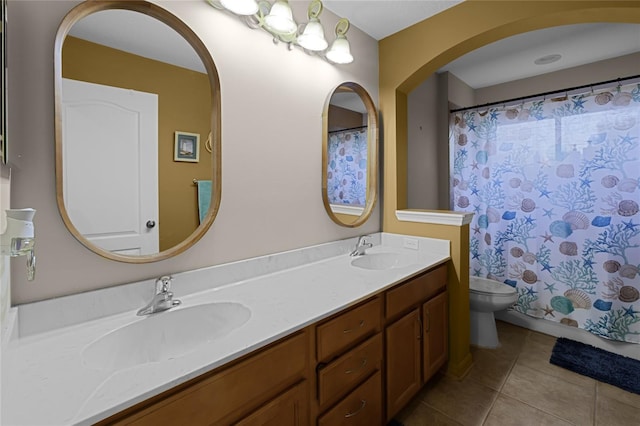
380 0 640 378
407 74 438 209
327 104 363 132
62 36 212 251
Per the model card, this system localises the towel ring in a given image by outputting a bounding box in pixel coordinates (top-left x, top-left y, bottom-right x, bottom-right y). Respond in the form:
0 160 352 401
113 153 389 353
205 132 212 153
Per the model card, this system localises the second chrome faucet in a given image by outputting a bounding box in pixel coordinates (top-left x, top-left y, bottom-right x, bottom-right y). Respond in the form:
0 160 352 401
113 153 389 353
350 235 372 257
137 276 182 316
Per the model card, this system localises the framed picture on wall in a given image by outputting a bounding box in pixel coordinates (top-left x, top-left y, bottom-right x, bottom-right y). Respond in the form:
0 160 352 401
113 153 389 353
174 131 200 163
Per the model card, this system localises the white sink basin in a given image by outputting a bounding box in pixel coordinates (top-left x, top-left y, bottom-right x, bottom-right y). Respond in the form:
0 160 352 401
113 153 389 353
82 302 251 370
350 252 413 270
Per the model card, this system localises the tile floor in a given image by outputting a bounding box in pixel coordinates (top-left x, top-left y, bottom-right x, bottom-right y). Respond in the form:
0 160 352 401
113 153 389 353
396 320 640 426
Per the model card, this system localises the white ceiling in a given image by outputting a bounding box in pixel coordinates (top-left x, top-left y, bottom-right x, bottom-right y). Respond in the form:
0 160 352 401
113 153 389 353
324 1 640 88
323 0 463 40
69 2 640 90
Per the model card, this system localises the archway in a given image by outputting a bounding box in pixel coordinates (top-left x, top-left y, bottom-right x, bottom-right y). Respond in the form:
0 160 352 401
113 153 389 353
378 0 640 377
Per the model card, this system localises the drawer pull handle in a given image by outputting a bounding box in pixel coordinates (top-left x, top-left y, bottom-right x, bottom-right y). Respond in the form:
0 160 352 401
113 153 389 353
344 399 367 418
343 320 365 334
345 357 368 374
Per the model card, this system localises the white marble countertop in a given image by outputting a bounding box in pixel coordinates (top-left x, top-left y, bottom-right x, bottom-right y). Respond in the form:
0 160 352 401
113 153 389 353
1 233 449 425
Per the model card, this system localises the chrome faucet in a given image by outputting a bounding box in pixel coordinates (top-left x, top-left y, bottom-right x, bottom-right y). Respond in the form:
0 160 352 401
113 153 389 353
137 276 181 316
350 235 373 257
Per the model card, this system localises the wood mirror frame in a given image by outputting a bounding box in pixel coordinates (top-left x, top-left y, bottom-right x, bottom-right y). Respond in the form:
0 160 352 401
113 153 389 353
54 0 221 263
322 82 378 227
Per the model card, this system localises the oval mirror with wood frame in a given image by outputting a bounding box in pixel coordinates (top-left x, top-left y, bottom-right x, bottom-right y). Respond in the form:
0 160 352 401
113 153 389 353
322 82 378 227
54 1 221 263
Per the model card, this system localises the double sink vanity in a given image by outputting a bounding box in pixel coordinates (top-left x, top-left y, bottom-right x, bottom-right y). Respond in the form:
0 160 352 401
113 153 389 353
2 233 451 425
3 1 456 424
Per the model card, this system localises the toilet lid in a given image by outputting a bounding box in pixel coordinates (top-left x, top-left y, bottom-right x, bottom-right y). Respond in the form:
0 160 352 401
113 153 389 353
470 277 517 295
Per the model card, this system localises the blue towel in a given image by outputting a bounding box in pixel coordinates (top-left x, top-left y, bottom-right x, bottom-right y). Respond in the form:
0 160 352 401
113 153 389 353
197 180 212 224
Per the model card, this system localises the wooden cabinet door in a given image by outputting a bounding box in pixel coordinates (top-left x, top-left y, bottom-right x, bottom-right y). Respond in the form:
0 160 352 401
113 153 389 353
423 292 448 383
385 309 421 421
235 381 308 426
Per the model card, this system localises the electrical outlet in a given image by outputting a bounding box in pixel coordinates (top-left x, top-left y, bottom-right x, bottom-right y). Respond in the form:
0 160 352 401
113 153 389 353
403 237 419 250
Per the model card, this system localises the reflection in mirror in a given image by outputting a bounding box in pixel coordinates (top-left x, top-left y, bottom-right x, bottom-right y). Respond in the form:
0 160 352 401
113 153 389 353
54 1 221 263
322 82 377 227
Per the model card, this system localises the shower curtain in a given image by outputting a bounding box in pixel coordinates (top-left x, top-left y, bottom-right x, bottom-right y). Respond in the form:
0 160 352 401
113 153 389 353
451 82 640 343
327 128 368 206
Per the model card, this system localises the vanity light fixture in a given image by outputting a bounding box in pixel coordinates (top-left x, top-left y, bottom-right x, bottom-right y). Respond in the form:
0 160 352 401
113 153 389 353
206 0 354 64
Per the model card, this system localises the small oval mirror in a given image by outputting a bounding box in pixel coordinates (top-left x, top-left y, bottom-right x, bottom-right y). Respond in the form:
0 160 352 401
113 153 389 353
54 1 221 263
322 82 378 226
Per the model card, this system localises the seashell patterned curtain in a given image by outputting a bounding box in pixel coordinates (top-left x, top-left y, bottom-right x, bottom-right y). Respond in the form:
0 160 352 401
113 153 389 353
451 82 640 343
327 128 368 206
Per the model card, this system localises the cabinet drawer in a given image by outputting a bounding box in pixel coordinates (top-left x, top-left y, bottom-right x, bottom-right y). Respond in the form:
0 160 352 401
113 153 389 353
386 264 446 320
118 331 308 426
316 298 381 362
317 333 382 407
317 371 382 426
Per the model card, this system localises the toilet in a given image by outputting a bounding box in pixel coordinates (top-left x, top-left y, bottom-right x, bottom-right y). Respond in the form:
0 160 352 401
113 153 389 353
469 276 518 348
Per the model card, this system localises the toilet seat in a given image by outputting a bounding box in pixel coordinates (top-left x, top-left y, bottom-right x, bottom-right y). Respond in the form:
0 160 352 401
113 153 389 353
469 277 516 296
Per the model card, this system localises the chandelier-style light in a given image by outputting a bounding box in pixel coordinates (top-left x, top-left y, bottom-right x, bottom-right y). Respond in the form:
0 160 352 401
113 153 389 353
206 0 354 64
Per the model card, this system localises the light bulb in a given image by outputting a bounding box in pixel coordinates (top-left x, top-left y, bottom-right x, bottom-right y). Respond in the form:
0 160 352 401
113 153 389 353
326 35 353 64
220 0 259 16
264 0 297 35
297 18 328 51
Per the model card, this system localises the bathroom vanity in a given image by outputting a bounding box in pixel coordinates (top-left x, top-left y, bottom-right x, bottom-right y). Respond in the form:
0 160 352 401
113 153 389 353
1 233 450 425
97 264 446 425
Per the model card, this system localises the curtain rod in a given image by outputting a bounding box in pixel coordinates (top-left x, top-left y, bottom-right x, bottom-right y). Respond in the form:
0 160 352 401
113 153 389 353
450 74 640 114
328 125 368 134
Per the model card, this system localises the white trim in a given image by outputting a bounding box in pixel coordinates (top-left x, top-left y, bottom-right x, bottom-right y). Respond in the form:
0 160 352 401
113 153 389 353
395 209 474 226
330 204 364 216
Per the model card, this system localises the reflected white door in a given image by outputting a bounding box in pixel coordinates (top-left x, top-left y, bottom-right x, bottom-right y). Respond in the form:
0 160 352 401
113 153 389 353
62 78 159 255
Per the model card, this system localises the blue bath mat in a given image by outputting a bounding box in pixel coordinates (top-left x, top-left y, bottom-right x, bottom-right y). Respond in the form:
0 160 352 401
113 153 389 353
550 337 640 395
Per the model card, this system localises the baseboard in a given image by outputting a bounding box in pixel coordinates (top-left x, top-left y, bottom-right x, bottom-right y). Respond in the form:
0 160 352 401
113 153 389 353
495 310 640 361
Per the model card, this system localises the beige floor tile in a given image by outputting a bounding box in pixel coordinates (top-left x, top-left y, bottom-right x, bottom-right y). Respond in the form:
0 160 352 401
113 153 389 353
517 337 596 388
418 374 498 426
596 393 640 426
526 330 557 349
597 382 640 409
484 395 574 426
466 347 516 391
496 320 527 334
502 363 596 425
490 321 528 360
398 400 463 426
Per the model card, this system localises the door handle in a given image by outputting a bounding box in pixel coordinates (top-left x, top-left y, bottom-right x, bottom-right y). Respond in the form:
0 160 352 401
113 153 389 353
146 220 156 229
